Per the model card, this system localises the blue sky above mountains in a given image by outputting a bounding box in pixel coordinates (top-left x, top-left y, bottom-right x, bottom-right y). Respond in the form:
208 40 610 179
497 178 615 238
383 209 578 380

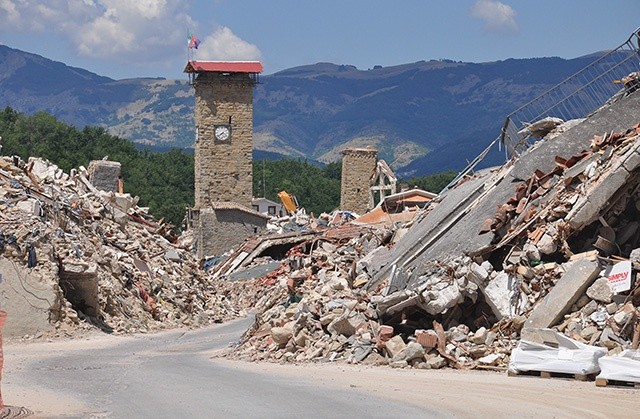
0 1 637 80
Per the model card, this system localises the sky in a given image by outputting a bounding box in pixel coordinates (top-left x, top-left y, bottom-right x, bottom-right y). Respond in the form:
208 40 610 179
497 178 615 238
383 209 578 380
0 1 638 81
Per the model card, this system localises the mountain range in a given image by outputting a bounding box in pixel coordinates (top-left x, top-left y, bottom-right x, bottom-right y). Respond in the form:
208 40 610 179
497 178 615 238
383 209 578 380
0 44 607 177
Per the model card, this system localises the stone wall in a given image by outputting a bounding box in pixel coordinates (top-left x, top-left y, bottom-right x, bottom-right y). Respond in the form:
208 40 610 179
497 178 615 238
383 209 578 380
340 148 378 214
193 72 255 208
0 256 55 338
197 205 267 258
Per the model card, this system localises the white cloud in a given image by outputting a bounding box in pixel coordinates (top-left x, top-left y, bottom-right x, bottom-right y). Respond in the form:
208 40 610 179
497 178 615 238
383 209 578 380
193 26 262 62
72 0 192 61
0 1 261 68
0 0 23 28
470 0 518 33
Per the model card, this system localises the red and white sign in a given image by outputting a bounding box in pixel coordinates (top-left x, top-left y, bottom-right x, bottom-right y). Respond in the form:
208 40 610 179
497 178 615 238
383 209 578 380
607 260 632 293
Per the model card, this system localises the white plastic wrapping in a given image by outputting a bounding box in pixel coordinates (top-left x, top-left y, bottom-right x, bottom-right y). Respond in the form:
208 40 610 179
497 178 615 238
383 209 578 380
596 349 640 383
509 329 607 375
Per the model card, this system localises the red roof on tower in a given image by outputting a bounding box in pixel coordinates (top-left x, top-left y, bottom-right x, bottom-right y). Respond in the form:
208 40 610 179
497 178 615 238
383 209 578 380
183 61 263 74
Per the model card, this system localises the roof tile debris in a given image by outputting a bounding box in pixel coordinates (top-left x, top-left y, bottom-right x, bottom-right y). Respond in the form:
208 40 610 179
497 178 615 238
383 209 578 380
6 85 640 387
214 91 640 381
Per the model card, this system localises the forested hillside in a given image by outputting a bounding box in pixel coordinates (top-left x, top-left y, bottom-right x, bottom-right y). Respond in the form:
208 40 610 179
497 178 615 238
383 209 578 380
0 107 456 226
0 107 194 225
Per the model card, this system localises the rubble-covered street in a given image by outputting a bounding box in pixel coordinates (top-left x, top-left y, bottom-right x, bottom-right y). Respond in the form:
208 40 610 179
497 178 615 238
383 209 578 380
210 86 640 385
2 59 640 419
5 317 638 418
3 89 640 388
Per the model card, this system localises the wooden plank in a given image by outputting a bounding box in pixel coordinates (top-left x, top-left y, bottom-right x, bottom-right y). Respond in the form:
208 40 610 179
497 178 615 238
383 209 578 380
595 377 640 388
509 369 595 381
595 378 608 387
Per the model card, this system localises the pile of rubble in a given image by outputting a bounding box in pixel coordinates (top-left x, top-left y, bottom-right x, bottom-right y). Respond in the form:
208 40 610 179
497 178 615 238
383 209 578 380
219 118 640 374
4 93 640 381
478 122 640 350
0 155 240 338
214 198 515 369
223 244 520 369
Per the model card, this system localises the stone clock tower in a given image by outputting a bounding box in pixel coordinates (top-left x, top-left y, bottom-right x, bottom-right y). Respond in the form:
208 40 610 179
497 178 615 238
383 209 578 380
184 61 263 208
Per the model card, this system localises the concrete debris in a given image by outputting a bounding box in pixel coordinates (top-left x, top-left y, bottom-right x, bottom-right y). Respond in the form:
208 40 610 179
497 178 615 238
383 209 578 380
524 260 601 330
0 156 240 339
586 277 614 303
219 225 520 369
8 89 640 383
218 90 640 374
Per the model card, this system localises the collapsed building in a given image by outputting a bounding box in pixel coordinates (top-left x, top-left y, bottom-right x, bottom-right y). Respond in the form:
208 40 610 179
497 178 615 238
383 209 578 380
213 30 640 382
0 157 240 339
215 84 640 378
2 30 640 388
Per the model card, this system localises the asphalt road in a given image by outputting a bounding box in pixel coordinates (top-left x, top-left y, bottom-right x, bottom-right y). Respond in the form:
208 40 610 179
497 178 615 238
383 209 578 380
4 317 639 418
2 317 441 418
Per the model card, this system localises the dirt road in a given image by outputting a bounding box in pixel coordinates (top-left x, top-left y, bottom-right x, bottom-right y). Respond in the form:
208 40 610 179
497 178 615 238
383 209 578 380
2 317 638 418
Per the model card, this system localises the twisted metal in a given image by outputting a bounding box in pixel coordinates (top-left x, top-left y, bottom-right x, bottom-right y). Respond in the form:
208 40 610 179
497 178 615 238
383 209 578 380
442 27 640 194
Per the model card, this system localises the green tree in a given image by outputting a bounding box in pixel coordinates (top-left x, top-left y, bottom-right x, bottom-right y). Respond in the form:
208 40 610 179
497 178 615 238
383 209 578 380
0 107 194 227
253 158 340 215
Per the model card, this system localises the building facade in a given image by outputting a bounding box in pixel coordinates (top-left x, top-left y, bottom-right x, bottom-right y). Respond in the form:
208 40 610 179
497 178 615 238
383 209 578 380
196 203 268 258
251 197 285 217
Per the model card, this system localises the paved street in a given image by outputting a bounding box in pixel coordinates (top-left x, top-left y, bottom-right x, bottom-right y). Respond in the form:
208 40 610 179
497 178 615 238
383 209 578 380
2 318 435 418
3 316 638 418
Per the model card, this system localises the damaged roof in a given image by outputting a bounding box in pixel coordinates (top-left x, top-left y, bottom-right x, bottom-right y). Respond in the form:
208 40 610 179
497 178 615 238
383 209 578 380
367 89 640 289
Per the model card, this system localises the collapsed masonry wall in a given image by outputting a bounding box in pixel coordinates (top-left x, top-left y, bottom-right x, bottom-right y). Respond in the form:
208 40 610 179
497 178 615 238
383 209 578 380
0 155 241 338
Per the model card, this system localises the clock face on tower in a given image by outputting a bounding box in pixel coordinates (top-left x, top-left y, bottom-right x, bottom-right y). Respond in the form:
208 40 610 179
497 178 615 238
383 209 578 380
214 124 231 142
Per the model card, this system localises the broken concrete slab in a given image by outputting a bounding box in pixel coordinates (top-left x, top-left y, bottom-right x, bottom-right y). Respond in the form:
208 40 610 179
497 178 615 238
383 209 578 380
524 259 601 330
0 256 55 338
227 261 282 282
366 172 490 289
370 90 640 292
566 165 630 230
480 272 513 319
